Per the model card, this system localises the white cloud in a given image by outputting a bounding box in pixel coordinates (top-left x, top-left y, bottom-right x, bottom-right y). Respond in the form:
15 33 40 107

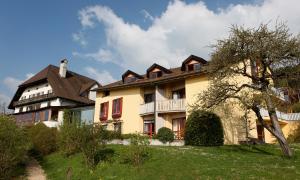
84 67 116 85
3 73 34 92
76 0 300 74
141 9 154 22
72 31 87 46
73 48 114 63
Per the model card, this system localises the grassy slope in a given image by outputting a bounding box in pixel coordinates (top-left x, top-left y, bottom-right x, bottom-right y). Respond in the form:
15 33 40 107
41 144 300 180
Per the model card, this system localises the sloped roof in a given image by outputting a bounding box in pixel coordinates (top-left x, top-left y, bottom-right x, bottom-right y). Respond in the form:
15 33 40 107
146 63 172 77
9 65 100 109
181 55 208 71
94 55 208 92
122 70 144 82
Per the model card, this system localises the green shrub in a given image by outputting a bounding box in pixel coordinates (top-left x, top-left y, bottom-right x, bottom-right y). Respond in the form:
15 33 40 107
156 127 174 143
287 123 300 143
184 110 224 146
80 125 107 168
0 115 29 179
28 123 58 156
123 133 150 166
121 133 137 140
58 110 82 156
291 103 300 113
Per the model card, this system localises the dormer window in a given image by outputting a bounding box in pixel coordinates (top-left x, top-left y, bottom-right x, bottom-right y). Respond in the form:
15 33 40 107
124 76 137 83
181 55 207 72
149 71 162 79
122 70 143 84
187 63 201 72
146 63 171 79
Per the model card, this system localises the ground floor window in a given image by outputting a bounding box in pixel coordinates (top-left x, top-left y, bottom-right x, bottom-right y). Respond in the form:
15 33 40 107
143 120 155 137
172 118 185 140
256 124 265 142
114 123 122 133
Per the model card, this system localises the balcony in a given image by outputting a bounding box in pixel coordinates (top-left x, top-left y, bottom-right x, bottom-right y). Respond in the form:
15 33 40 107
157 99 186 113
140 102 154 115
260 108 300 121
13 93 55 106
139 99 186 115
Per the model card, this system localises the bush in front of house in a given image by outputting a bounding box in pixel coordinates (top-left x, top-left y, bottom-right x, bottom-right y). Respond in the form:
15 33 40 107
184 110 224 146
122 133 150 166
58 109 82 156
79 125 108 168
28 123 58 156
156 127 174 144
0 115 29 179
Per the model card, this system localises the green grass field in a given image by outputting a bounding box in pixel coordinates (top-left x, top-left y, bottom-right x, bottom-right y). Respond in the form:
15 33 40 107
41 144 300 180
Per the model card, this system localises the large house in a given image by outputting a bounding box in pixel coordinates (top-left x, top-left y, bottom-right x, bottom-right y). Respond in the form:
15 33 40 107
8 60 100 127
93 55 300 144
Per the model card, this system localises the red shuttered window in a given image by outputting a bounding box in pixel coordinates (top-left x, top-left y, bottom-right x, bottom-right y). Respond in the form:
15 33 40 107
100 102 109 121
112 98 123 118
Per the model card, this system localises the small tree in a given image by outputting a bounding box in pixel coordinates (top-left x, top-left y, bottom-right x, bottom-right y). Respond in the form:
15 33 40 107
156 127 174 144
28 123 58 156
0 115 29 179
185 110 224 146
58 109 82 156
195 23 300 157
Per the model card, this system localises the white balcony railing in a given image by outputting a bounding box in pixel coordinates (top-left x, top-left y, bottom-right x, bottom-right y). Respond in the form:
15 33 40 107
260 108 300 121
157 99 186 113
140 102 155 115
140 99 186 115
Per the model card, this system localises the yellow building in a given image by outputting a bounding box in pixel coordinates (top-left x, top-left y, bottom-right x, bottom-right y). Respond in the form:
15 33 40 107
93 55 300 144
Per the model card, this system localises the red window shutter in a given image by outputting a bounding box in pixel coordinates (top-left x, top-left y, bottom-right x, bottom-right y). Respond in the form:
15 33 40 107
100 102 109 121
112 98 122 119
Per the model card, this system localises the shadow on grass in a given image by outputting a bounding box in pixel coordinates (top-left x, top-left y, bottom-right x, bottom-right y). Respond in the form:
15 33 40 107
96 148 115 163
213 144 277 156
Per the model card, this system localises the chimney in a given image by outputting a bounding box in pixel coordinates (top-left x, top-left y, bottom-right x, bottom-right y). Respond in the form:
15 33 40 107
59 59 68 78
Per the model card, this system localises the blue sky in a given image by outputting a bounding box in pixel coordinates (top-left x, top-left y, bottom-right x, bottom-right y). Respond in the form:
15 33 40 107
0 0 299 107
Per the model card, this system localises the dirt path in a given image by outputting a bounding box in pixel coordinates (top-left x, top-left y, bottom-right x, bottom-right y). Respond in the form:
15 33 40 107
26 158 46 180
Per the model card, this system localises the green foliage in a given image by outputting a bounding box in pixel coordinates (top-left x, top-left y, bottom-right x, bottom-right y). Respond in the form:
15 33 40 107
58 113 82 156
185 110 224 146
123 134 150 166
121 133 137 140
291 103 300 113
41 144 300 179
287 124 300 143
156 127 174 143
0 115 29 179
79 125 107 168
28 123 58 156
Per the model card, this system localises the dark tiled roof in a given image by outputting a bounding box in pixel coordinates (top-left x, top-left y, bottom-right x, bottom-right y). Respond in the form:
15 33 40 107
95 65 208 92
9 65 100 109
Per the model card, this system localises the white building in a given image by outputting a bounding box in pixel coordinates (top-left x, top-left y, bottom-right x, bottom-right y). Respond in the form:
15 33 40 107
8 59 100 127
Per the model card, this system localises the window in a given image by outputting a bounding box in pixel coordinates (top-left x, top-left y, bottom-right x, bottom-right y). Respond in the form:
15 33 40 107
187 63 201 72
194 63 201 71
149 71 162 79
27 89 30 92
35 112 40 122
19 107 23 113
100 102 109 121
37 93 40 96
144 93 154 103
114 123 121 133
143 120 155 136
44 110 49 121
112 98 122 118
124 76 137 83
172 89 185 99
103 91 110 97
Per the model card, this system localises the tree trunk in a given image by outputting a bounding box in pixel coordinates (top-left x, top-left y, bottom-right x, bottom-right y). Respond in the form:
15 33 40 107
252 104 293 157
264 92 293 157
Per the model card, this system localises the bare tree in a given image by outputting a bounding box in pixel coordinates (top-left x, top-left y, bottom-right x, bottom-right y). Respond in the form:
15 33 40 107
195 23 300 157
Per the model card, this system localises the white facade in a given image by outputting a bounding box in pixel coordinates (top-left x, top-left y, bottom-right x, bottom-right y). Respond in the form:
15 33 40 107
19 83 52 100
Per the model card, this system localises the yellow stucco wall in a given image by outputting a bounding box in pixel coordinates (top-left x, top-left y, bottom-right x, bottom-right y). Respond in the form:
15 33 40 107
94 87 144 134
